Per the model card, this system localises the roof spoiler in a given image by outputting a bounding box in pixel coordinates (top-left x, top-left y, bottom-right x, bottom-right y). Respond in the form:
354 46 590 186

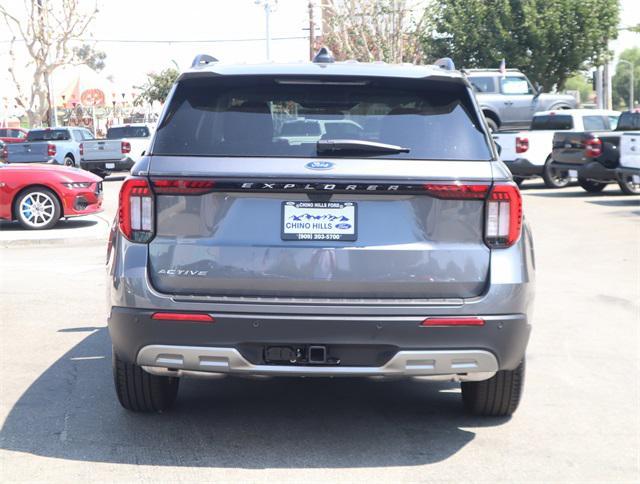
434 57 455 71
191 54 218 68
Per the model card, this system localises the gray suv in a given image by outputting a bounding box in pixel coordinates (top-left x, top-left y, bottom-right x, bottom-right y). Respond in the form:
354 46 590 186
467 69 577 131
107 52 535 416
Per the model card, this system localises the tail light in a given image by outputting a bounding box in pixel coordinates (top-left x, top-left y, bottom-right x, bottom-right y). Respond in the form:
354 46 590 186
585 137 602 158
515 136 529 154
485 183 522 248
79 143 84 156
121 141 131 154
118 177 154 242
47 143 56 157
423 183 489 199
1 145 7 161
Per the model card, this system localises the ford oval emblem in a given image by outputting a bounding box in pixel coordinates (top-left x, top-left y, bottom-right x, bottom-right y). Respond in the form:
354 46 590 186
305 161 334 170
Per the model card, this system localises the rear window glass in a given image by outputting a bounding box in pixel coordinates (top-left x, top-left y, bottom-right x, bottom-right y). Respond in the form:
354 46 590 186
616 112 640 131
582 116 608 131
530 115 573 130
152 76 492 161
107 126 150 139
469 76 496 93
27 129 70 141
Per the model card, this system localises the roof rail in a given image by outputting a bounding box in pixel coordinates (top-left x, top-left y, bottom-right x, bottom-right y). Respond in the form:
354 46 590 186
312 47 335 64
434 57 455 71
191 54 218 68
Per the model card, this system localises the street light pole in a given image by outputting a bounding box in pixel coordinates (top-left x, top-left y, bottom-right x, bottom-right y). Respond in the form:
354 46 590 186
256 0 277 61
618 59 635 110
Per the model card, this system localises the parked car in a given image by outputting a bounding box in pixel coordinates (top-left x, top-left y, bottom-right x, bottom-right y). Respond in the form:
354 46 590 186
616 131 640 194
0 163 102 229
107 52 535 416
551 111 640 194
1 127 93 166
0 127 28 144
466 69 577 132
493 109 619 188
275 119 364 145
80 124 153 177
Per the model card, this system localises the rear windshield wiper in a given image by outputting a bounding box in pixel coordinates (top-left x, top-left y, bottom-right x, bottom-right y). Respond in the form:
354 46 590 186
316 139 410 155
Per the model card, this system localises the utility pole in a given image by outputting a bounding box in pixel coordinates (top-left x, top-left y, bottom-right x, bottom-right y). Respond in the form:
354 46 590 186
308 1 315 60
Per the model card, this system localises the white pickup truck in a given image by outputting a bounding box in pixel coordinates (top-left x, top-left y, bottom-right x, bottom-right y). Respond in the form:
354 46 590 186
79 124 152 177
493 109 619 188
616 129 640 194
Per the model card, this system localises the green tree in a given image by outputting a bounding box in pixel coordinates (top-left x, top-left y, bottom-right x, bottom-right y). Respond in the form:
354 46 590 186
564 73 594 105
134 68 179 106
612 48 640 110
423 0 619 91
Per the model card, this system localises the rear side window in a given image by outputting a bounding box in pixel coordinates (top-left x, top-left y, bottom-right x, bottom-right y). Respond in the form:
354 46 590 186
469 76 496 93
107 126 150 139
582 116 608 131
530 115 573 130
616 112 640 131
500 76 532 95
152 76 492 161
27 129 70 141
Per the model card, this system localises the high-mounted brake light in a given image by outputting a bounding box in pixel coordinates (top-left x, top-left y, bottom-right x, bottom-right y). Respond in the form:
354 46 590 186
516 136 529 153
421 317 485 327
121 141 131 154
423 183 489 199
47 143 56 157
118 177 154 242
151 312 215 323
152 179 216 195
585 137 602 158
485 183 522 248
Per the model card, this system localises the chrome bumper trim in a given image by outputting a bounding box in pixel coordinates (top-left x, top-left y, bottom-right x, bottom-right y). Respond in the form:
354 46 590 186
137 345 498 380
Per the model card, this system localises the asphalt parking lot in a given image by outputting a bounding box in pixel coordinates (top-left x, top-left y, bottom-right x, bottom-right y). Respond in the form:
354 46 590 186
0 179 638 482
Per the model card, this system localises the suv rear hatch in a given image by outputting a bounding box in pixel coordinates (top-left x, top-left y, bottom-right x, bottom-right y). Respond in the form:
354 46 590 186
138 74 504 300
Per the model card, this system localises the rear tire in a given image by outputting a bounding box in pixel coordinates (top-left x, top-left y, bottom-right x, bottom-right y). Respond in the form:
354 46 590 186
542 157 570 188
485 117 498 133
513 176 524 187
617 173 640 195
64 155 75 167
578 177 607 193
112 347 179 412
461 360 525 417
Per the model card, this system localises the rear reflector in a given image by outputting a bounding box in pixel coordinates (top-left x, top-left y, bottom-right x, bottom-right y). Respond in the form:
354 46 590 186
152 179 216 195
151 312 215 322
421 317 485 326
423 183 489 199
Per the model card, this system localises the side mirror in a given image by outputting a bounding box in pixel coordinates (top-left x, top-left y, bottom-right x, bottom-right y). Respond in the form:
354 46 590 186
534 83 542 97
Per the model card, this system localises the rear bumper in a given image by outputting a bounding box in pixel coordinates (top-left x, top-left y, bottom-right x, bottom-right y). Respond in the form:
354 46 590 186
551 161 616 182
108 307 531 377
80 158 134 172
503 158 544 176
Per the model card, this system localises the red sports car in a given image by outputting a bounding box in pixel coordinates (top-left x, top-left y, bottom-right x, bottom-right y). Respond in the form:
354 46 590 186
0 164 103 229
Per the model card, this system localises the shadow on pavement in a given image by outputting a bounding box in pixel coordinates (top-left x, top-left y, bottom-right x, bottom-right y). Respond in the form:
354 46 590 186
0 328 509 468
524 188 626 198
0 219 98 231
587 199 640 207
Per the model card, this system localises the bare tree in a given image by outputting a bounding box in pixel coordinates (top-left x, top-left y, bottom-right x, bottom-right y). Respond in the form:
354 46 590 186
0 0 102 127
321 0 426 64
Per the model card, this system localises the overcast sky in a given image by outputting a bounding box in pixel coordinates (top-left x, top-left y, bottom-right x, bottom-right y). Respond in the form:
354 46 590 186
0 0 638 113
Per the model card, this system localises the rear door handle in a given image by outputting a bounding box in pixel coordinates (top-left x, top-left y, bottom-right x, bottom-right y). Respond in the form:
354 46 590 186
504 101 513 106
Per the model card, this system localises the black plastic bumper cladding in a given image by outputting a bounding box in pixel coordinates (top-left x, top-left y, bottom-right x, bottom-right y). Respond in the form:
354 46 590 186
108 307 531 371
